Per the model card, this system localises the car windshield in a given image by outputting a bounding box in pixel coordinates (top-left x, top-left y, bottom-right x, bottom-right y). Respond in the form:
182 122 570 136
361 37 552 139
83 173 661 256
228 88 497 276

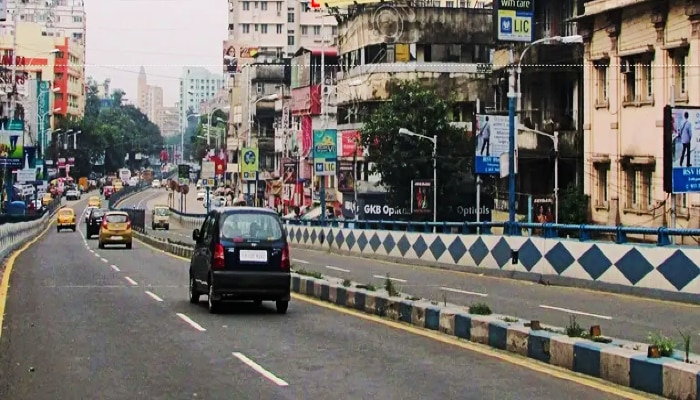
220 212 283 241
154 208 169 216
105 214 128 223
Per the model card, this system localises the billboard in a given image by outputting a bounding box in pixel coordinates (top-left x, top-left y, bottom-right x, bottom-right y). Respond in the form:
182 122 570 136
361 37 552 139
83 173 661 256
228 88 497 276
337 160 355 192
494 0 534 43
223 40 259 74
340 130 362 157
665 106 700 193
411 179 433 215
313 129 337 176
475 114 517 175
0 119 24 168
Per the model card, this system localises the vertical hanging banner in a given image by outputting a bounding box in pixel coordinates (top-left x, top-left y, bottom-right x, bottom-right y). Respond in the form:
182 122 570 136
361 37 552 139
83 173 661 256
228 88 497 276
410 179 433 215
240 147 259 181
0 119 24 168
313 129 337 176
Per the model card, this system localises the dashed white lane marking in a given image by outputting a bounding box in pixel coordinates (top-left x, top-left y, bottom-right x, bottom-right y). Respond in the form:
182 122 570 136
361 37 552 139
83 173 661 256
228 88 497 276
440 287 488 297
325 265 350 273
176 313 206 332
89 249 95 253
110 265 120 272
292 259 309 264
232 352 289 387
373 274 407 283
100 258 108 263
124 276 138 286
539 304 613 320
145 291 163 302
94 253 100 258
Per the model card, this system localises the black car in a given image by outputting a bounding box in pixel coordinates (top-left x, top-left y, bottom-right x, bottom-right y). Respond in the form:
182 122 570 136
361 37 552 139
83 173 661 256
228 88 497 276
85 208 108 239
188 207 291 314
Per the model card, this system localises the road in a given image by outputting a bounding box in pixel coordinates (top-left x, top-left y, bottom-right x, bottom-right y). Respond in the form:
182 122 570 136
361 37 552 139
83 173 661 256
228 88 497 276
0 195 628 399
121 189 700 345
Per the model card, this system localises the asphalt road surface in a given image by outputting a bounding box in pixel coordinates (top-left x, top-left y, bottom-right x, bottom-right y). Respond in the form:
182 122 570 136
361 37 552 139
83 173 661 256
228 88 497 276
0 196 627 400
121 189 700 346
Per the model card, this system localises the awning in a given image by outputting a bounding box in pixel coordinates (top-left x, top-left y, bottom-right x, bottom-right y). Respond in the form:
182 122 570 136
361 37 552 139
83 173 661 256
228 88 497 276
569 0 651 20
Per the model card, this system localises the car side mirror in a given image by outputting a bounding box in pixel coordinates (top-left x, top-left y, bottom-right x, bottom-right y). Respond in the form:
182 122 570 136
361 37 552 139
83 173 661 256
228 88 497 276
192 229 200 241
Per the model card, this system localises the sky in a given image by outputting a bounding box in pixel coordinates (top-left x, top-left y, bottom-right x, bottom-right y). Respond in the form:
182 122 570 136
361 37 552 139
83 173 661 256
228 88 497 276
85 0 228 106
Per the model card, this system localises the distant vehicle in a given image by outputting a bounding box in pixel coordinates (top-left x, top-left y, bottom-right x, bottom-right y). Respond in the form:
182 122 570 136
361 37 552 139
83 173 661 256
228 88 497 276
196 191 206 201
88 196 101 208
99 211 133 249
65 189 80 201
151 205 170 230
118 168 131 183
84 206 97 222
151 179 161 188
85 208 108 239
188 207 290 314
128 177 139 186
57 208 76 232
42 193 53 207
103 186 114 199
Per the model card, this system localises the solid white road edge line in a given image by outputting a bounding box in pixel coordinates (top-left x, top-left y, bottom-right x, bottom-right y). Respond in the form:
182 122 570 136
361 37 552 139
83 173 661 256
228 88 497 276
539 304 613 320
176 313 206 332
145 291 164 302
292 259 309 264
325 265 350 273
124 276 138 286
373 274 407 283
232 352 289 387
440 287 488 297
110 265 120 272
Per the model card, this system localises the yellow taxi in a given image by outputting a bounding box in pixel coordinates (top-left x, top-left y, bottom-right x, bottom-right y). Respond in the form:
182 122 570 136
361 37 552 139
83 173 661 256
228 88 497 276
88 195 101 208
56 208 76 232
42 193 53 207
113 181 123 192
98 211 133 249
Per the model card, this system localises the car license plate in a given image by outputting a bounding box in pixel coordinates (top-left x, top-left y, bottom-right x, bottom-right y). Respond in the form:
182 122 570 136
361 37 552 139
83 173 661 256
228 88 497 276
239 250 268 262
110 236 123 240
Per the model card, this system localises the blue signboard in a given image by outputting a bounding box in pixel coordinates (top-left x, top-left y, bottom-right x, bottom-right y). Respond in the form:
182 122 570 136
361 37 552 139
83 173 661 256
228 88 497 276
670 107 700 193
494 0 534 43
474 114 517 175
313 129 337 177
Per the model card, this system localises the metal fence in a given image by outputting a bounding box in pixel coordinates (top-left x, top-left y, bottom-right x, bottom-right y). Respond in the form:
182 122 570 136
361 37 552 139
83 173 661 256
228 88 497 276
120 208 146 233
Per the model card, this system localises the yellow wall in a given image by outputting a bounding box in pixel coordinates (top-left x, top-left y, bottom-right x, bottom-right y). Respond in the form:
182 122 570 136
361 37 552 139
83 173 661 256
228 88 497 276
582 0 699 229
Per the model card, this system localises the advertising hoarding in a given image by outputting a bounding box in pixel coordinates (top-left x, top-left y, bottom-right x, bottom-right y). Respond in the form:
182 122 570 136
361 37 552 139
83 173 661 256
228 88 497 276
494 0 534 43
475 114 517 175
411 179 433 215
665 106 700 193
0 119 24 168
240 147 259 181
313 129 337 177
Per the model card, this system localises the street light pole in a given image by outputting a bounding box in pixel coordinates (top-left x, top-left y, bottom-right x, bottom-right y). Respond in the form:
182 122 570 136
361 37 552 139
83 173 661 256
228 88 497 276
398 128 437 228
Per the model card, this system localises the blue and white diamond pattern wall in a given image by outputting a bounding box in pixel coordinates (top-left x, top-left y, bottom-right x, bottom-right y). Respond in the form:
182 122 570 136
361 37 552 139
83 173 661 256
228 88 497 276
283 225 699 295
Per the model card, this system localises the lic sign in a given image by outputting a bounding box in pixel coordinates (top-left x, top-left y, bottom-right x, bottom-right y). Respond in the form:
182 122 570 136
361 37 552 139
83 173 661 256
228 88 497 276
494 0 534 43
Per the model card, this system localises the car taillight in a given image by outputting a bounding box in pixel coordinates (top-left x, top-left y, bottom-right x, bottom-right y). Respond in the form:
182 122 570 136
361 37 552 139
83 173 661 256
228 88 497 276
126 221 131 229
281 243 290 271
213 243 225 269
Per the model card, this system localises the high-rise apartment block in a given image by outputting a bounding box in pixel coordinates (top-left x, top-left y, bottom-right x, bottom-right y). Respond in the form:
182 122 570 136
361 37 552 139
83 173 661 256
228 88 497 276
178 67 225 134
136 66 165 129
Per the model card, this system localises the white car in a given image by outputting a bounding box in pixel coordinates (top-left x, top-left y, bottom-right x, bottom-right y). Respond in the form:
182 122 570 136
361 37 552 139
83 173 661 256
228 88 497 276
196 191 206 201
152 179 161 188
65 189 80 201
84 206 97 222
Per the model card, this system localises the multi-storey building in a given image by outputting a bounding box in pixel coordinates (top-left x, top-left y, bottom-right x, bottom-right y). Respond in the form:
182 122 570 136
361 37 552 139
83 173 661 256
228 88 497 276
136 66 164 125
159 106 180 137
178 67 226 137
579 0 700 232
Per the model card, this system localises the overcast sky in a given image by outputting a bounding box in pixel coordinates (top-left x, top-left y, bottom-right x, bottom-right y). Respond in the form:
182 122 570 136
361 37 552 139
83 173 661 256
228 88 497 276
85 0 227 106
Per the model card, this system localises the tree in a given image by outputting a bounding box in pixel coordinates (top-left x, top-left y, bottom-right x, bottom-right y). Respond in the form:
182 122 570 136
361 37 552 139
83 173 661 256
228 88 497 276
359 80 475 221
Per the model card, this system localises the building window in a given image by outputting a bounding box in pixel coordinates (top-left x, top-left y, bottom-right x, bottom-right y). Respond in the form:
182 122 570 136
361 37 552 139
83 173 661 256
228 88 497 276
671 47 689 102
276 24 282 34
332 26 338 36
242 24 250 34
621 54 654 106
313 25 321 35
626 167 653 211
243 1 250 10
594 163 609 207
261 1 268 10
287 35 295 46
288 12 294 23
593 60 608 107
277 2 283 12
301 25 308 35
261 24 268 34
446 1 454 6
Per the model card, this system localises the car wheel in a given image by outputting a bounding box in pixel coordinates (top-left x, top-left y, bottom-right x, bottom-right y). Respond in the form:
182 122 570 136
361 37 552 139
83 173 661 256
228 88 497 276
56 227 60 233
275 300 289 314
126 242 132 249
86 231 91 239
98 241 104 249
207 279 219 314
151 224 155 230
188 275 200 304
72 226 76 232
165 225 169 230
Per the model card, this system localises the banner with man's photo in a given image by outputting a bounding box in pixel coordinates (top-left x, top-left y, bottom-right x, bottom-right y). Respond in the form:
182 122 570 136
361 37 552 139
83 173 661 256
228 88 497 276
337 160 355 192
411 179 433 215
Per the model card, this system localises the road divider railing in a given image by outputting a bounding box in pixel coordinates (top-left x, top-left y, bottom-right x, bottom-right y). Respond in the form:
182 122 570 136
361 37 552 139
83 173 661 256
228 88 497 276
126 229 700 400
162 208 700 303
0 197 62 263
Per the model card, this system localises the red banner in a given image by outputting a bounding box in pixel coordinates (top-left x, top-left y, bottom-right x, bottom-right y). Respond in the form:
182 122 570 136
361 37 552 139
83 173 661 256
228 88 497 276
341 130 362 157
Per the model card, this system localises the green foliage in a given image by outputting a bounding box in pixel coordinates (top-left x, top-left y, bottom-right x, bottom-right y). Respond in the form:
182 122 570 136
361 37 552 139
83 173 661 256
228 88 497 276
558 182 589 225
51 78 164 177
649 332 675 357
359 80 475 220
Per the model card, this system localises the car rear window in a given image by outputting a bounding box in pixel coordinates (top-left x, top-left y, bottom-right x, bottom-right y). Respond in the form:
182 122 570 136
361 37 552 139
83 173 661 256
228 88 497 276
220 213 283 241
59 209 73 216
105 214 128 223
